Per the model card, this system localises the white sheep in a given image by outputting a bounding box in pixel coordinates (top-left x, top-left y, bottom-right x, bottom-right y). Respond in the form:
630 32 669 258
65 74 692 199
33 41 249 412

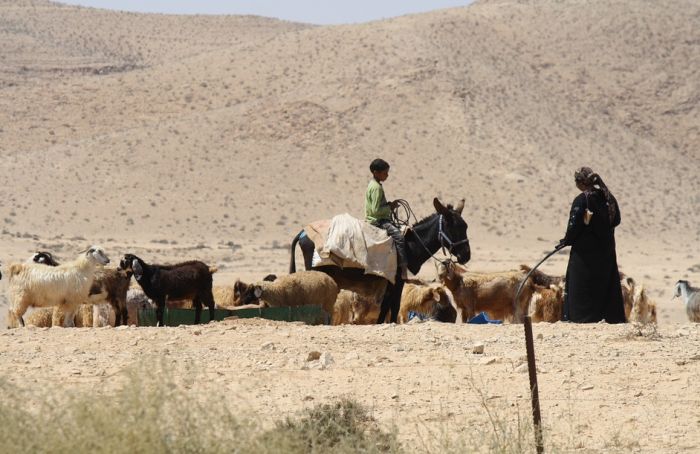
6 246 110 328
239 271 339 315
674 280 700 323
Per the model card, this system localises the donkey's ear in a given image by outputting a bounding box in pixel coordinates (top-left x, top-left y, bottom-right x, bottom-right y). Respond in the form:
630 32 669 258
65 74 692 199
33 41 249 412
455 199 465 215
433 198 449 215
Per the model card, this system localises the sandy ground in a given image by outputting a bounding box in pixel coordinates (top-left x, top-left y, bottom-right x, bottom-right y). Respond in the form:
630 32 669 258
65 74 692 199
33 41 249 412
2 319 700 452
0 0 699 451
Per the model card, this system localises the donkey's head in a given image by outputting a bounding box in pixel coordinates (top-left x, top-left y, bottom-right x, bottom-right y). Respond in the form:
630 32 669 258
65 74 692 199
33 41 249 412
433 198 470 264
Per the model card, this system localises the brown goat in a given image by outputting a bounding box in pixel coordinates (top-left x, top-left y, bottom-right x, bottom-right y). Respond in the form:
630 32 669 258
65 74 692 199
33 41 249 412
438 262 534 323
88 268 132 326
529 283 565 323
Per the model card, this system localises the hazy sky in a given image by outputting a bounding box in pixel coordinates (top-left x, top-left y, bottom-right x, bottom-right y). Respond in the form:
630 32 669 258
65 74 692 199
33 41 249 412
58 1 474 25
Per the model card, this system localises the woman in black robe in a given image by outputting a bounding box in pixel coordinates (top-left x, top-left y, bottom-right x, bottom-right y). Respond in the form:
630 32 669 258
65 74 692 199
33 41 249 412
560 167 625 323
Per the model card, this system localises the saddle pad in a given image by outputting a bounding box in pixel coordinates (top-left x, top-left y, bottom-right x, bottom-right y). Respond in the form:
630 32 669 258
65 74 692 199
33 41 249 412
304 213 397 284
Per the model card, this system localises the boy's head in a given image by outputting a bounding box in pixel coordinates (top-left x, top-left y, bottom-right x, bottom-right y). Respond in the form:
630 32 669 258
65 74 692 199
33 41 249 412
370 158 390 181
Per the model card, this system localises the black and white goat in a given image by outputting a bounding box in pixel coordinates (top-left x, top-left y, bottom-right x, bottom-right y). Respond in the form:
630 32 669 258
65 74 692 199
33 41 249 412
118 254 217 326
30 251 61 266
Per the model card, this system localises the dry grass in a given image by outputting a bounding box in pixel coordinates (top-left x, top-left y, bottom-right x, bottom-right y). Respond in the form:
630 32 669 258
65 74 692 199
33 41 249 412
0 359 563 454
0 361 403 454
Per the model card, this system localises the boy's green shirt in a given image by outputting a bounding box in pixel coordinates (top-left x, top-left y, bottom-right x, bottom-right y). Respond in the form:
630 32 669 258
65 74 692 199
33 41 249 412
365 179 391 223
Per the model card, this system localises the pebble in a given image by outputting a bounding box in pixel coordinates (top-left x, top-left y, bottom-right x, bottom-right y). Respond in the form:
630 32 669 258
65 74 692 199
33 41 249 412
472 343 485 354
580 384 594 391
480 357 497 365
261 341 275 351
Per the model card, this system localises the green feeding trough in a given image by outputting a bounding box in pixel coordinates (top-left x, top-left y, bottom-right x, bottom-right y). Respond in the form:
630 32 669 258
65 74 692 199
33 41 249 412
137 305 326 326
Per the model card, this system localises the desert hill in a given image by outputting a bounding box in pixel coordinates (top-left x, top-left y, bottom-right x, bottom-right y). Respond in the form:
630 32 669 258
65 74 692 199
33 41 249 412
0 0 698 323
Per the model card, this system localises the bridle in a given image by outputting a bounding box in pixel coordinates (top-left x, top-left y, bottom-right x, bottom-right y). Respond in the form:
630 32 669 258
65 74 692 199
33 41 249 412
438 215 469 259
391 199 468 264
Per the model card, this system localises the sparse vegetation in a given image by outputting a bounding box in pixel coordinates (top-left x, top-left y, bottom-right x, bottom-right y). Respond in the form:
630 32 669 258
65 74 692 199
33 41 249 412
0 363 402 454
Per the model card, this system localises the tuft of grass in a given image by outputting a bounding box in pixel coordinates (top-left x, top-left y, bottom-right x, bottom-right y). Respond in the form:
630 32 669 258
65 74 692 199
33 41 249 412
251 398 402 454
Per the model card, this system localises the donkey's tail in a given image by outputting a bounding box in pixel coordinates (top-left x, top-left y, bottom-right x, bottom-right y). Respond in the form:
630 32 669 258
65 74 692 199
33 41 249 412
289 230 304 274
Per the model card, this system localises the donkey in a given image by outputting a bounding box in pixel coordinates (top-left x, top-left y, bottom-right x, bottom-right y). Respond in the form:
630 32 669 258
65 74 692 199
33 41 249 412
290 198 470 323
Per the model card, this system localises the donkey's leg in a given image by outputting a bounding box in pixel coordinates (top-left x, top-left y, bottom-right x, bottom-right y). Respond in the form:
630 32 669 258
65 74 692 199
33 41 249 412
376 285 393 324
389 279 405 324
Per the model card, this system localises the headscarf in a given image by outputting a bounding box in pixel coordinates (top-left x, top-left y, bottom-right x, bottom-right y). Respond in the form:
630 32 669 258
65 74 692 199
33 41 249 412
574 166 617 224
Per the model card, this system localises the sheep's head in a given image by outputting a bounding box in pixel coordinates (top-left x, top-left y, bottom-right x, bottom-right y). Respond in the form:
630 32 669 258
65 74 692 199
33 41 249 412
31 251 60 266
119 254 134 271
420 287 442 313
233 280 251 306
84 246 110 266
239 284 263 306
123 256 145 280
674 280 688 299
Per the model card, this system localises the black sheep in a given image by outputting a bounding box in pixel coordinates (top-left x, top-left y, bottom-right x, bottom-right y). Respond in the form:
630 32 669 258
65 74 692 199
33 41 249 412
118 253 216 326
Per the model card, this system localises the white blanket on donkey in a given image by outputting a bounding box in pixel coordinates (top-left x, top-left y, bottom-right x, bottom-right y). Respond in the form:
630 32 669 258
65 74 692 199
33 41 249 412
305 213 397 284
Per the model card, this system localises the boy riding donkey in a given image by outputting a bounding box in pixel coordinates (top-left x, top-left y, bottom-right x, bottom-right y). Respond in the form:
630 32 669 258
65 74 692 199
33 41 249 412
365 158 409 280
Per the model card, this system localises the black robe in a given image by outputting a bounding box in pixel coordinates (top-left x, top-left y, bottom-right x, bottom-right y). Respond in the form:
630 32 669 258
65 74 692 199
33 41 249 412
562 190 625 323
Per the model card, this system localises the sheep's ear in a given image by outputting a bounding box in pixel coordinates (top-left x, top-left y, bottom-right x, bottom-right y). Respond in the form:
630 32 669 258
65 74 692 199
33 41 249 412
132 259 143 279
253 286 263 299
432 290 441 301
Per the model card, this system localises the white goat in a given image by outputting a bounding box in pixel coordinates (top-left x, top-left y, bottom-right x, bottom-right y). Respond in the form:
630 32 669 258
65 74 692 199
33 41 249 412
6 246 110 328
674 280 700 323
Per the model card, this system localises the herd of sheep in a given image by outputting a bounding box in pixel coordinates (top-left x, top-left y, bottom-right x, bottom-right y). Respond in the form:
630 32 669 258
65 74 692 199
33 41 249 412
2 245 698 328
